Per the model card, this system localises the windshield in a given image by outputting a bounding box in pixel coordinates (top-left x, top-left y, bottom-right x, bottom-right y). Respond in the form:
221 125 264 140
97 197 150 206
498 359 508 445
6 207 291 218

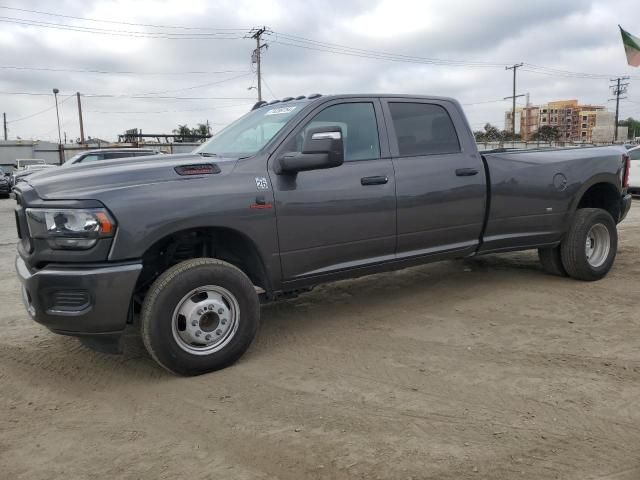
194 103 304 158
66 153 85 163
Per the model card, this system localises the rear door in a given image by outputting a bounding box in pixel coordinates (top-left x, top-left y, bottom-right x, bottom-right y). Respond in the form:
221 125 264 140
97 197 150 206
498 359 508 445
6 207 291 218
269 99 396 282
382 98 486 258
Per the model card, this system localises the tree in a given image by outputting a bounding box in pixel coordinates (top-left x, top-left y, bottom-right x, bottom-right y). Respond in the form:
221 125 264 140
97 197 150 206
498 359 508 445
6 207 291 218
172 124 210 142
618 117 640 139
172 124 192 142
194 123 209 136
474 123 502 142
532 125 560 142
500 130 521 141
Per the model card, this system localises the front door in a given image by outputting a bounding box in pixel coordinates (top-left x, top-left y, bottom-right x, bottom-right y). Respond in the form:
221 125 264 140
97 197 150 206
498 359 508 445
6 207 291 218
382 99 487 258
269 99 396 282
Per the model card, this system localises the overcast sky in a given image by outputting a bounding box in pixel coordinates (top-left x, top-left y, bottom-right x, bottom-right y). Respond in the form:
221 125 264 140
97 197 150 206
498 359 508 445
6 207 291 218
1 0 640 142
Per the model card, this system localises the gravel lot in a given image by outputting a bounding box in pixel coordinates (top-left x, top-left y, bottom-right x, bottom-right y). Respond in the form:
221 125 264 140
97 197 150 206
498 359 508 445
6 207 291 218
1 197 639 480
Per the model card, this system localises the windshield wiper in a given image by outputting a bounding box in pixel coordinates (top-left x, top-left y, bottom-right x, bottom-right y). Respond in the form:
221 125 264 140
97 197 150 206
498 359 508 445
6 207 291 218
198 152 218 157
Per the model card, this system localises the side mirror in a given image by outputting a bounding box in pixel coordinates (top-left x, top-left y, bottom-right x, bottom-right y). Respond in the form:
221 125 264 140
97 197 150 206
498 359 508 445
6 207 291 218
278 126 345 174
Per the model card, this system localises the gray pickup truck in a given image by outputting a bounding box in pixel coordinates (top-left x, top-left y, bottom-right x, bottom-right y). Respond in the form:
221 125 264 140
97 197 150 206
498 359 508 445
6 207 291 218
14 94 632 375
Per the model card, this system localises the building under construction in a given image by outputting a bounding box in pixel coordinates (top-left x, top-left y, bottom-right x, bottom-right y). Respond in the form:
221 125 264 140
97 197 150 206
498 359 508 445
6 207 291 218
504 98 627 142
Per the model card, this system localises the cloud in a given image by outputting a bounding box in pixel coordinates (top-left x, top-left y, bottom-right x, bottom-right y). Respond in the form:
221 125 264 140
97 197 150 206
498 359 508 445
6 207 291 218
0 0 639 141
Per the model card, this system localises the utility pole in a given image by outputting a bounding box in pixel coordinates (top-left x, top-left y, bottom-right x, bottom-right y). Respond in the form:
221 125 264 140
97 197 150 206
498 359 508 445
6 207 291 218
248 27 269 102
76 92 85 144
609 76 629 142
2 112 7 140
504 63 525 139
52 88 63 164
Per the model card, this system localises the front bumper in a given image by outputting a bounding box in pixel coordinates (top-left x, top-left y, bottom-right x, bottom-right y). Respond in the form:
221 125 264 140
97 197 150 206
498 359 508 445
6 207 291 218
620 193 632 222
16 256 142 338
0 183 10 195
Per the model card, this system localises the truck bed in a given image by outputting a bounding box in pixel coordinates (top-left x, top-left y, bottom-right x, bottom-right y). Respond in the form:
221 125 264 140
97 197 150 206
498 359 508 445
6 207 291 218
479 146 626 253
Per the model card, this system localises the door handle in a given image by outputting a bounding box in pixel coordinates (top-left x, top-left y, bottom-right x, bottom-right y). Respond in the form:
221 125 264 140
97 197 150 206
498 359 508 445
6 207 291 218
455 168 479 177
361 175 389 186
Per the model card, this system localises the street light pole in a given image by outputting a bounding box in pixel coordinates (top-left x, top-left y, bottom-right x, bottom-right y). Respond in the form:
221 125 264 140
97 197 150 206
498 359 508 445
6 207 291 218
52 88 62 144
53 88 63 163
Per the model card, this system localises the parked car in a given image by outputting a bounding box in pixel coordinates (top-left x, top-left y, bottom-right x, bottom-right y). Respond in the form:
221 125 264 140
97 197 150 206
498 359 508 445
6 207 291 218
14 93 632 375
62 148 160 167
15 159 46 170
0 173 10 198
628 145 640 194
11 164 56 188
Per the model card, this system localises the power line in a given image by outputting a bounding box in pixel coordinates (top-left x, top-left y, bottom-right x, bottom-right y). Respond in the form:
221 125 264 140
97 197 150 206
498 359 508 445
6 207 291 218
462 99 512 106
2 7 637 81
267 31 506 68
0 91 254 100
266 31 640 80
0 5 247 31
0 16 244 39
261 75 277 100
267 37 506 69
0 65 248 75
84 104 253 114
133 72 252 96
8 94 74 123
521 63 640 80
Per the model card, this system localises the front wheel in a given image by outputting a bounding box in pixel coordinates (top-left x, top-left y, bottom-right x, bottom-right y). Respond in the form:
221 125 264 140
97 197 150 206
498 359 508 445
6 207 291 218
141 258 260 376
560 208 618 281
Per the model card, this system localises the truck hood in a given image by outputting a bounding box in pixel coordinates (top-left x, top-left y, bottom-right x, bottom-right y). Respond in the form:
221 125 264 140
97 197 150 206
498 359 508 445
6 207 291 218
25 153 237 200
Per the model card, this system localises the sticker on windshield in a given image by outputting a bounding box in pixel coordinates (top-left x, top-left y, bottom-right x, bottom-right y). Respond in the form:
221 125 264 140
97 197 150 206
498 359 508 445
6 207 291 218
265 106 297 116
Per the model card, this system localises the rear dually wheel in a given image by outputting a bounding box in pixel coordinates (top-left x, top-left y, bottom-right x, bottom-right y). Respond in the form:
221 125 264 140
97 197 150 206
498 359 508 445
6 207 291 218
560 208 617 281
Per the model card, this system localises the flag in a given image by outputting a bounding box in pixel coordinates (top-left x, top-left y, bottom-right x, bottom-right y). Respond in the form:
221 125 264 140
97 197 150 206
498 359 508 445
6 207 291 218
620 25 640 67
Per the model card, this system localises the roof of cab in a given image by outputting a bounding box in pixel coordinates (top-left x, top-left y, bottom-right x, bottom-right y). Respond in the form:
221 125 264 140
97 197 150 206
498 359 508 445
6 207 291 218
252 93 459 111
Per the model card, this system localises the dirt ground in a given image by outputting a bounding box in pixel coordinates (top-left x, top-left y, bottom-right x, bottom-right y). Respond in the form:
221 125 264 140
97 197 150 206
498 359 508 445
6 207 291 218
1 198 639 480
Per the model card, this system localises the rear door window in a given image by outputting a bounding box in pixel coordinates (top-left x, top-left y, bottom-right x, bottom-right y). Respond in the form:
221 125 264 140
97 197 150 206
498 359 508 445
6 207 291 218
388 103 460 156
630 149 640 161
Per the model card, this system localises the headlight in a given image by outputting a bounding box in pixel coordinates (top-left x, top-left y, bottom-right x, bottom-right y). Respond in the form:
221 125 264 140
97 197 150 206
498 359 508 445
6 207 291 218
25 208 116 250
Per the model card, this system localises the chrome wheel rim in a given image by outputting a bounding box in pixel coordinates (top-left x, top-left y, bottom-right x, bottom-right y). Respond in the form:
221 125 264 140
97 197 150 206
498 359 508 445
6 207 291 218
585 223 610 268
172 285 240 355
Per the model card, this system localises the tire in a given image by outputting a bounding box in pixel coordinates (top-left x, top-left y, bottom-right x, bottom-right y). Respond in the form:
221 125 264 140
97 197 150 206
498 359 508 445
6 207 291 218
141 258 260 376
560 208 617 281
538 246 567 277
